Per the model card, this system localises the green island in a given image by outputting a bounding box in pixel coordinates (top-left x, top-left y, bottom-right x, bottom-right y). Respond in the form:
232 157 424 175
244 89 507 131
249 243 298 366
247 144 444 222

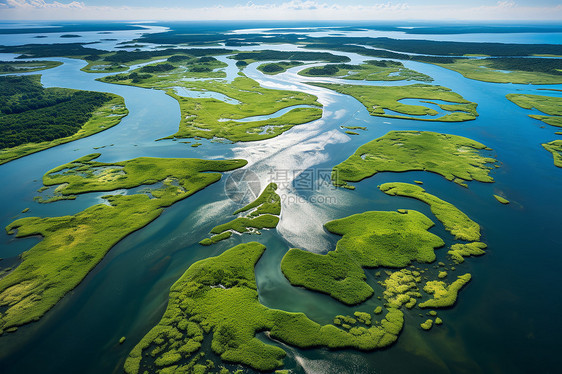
0 60 62 74
379 182 481 241
448 242 487 264
0 75 128 165
257 61 304 75
341 126 367 131
420 319 433 330
281 210 444 305
494 194 510 204
200 183 281 246
124 242 405 373
309 82 478 122
0 155 246 334
543 140 562 167
433 58 562 84
419 274 472 308
100 70 323 142
506 93 562 128
332 131 497 189
299 60 432 82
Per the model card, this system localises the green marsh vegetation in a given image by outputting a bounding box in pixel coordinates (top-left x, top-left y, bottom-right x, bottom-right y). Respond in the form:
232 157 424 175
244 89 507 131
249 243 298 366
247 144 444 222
379 182 481 241
507 94 562 128
101 69 323 142
419 274 472 308
434 58 562 84
299 60 432 82
0 60 62 74
257 61 304 75
543 140 562 167
40 153 246 199
448 242 487 264
341 126 367 131
281 210 445 305
332 131 497 189
1 155 246 334
310 82 478 122
506 94 562 167
0 75 128 165
379 183 488 264
200 183 281 246
494 195 510 204
380 269 423 310
125 242 405 374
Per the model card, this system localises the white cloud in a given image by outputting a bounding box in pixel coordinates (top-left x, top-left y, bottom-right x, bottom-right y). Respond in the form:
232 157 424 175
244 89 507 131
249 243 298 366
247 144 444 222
5 0 84 9
496 1 516 8
0 0 560 20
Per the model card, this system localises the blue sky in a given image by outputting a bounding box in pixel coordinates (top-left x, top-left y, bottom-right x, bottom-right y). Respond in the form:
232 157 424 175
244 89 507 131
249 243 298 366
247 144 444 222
1 0 561 21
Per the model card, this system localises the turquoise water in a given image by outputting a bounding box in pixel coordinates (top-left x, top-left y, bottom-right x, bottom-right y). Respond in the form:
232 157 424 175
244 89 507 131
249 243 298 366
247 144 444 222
0 24 562 373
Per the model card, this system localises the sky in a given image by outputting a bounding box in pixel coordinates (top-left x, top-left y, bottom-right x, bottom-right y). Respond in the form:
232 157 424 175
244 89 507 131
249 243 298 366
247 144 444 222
1 0 562 21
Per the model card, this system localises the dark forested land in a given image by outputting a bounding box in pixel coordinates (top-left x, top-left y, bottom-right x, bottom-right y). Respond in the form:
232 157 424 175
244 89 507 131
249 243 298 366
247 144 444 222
0 75 112 149
0 44 233 64
0 60 62 74
0 43 106 59
486 57 562 75
101 48 233 64
233 50 350 62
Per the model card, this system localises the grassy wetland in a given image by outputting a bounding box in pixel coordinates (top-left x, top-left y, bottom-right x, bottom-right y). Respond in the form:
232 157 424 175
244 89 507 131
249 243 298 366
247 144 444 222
1 155 246 333
379 182 481 241
507 93 562 128
200 183 281 246
100 64 323 142
310 82 478 122
332 131 497 189
299 60 432 82
0 60 62 74
281 210 445 305
433 58 562 84
543 140 562 167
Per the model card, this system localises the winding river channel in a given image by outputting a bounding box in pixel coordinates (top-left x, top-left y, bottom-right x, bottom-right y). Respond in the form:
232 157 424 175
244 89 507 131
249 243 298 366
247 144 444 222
0 27 561 373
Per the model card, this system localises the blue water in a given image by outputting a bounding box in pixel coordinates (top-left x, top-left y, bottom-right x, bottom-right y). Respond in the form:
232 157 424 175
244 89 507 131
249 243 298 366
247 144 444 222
0 22 561 374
